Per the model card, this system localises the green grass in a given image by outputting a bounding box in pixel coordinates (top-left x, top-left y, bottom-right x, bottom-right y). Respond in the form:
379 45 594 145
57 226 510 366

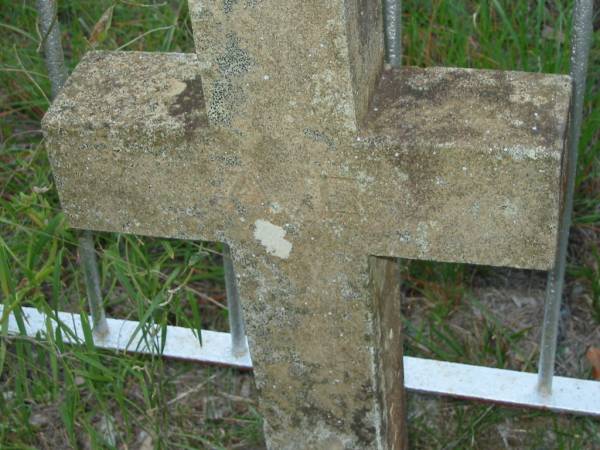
0 0 599 448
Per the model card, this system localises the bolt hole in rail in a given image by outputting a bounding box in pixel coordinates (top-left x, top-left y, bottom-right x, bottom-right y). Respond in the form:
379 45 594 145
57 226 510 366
2 0 598 422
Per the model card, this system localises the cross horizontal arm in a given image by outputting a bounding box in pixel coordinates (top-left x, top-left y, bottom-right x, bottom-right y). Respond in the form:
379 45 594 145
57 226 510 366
44 51 571 270
43 52 237 243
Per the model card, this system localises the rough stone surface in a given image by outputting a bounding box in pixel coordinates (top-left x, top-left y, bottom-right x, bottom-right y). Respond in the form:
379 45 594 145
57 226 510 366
42 9 570 447
44 52 571 270
188 0 384 133
43 50 570 448
362 66 571 269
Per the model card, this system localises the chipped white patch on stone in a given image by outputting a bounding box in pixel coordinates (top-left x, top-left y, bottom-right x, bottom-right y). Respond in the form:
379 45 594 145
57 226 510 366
165 78 187 97
253 220 292 259
509 91 531 104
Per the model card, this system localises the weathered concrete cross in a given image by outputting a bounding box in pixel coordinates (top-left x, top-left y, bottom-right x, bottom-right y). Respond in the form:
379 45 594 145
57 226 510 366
43 1 571 448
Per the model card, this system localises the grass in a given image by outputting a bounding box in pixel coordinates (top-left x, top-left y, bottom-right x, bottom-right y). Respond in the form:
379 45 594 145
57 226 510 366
0 0 599 448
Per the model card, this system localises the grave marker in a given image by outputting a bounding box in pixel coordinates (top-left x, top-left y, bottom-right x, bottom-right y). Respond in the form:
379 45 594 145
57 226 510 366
42 1 572 448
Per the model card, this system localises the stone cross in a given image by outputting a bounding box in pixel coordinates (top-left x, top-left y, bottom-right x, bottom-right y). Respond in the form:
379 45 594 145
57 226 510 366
43 1 571 448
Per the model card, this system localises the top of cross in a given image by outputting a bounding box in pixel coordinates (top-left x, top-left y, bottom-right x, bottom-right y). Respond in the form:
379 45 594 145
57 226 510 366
189 0 385 133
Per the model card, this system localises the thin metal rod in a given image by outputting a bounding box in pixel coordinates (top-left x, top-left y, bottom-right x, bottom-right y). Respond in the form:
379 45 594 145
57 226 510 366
5 305 600 415
36 0 109 337
537 0 593 395
36 0 67 99
78 231 109 337
384 0 402 68
223 244 247 357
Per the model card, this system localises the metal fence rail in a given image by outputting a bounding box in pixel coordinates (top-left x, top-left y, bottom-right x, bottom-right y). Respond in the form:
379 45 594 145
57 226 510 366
4 304 599 416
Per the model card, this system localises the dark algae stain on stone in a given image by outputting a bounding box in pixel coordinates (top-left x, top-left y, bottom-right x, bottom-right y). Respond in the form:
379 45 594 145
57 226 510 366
349 382 377 445
304 128 337 151
373 67 514 107
223 0 238 13
209 79 235 126
216 33 252 77
208 32 253 126
223 0 256 13
352 407 376 445
168 76 208 137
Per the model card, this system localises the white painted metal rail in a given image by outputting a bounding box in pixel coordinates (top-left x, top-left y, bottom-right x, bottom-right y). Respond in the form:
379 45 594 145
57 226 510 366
404 357 600 416
2 305 252 369
3 305 599 416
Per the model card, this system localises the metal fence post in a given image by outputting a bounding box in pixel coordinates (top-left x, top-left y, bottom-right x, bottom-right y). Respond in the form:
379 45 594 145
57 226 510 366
36 0 109 338
223 245 247 357
384 0 402 68
78 231 108 336
537 0 594 395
